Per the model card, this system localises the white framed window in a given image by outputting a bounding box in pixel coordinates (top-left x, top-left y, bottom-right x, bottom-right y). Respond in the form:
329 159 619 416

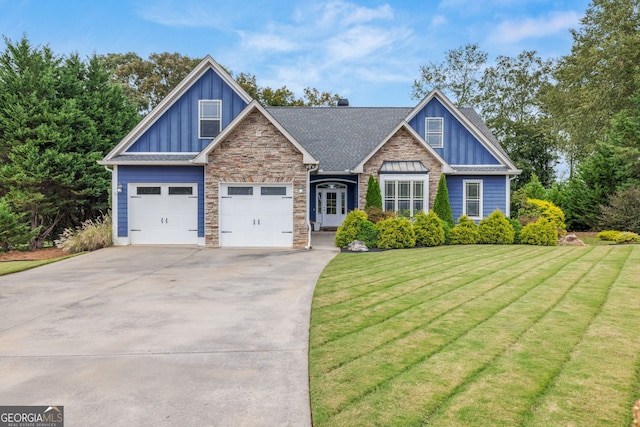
425 117 443 148
463 180 483 219
380 174 427 217
199 100 222 138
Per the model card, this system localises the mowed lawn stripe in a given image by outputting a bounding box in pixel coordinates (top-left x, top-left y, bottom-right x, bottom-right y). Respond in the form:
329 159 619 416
311 246 572 373
310 246 595 424
525 245 640 426
420 246 623 426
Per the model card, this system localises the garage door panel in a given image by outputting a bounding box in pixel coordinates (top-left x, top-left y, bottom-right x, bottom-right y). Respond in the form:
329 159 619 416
219 184 293 247
129 184 198 245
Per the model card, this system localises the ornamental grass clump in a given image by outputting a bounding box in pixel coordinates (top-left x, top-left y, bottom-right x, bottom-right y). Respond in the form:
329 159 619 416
448 215 480 245
375 217 416 249
478 210 515 244
55 213 113 253
413 211 445 247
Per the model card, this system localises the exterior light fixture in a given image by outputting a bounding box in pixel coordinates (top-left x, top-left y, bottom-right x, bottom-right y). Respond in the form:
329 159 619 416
117 183 123 193
298 184 304 193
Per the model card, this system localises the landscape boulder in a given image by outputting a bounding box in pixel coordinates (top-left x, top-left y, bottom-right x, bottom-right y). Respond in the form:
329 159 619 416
346 240 369 252
558 233 585 246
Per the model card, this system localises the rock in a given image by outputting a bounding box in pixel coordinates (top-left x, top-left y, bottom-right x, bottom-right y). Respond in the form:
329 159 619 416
346 240 369 252
559 233 585 246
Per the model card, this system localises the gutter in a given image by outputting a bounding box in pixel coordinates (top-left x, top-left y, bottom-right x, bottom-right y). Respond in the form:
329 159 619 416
305 164 320 250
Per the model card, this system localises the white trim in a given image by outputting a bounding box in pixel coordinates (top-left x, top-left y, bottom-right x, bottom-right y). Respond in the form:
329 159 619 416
119 152 200 156
103 56 252 161
425 117 444 148
198 99 222 139
463 179 483 220
111 165 119 244
379 173 429 217
192 100 318 165
352 121 454 174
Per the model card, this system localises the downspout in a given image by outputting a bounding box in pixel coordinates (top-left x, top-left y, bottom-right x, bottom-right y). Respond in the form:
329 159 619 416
305 164 319 250
507 174 518 218
103 165 118 243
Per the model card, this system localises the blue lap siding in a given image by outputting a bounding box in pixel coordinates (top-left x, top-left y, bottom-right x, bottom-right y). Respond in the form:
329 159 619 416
447 175 507 221
117 166 205 238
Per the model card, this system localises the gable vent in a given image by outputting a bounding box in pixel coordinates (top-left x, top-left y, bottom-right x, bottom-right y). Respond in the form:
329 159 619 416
337 98 349 107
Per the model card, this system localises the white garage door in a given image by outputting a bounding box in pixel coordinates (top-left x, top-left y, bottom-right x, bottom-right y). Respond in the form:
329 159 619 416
219 184 293 247
129 184 198 244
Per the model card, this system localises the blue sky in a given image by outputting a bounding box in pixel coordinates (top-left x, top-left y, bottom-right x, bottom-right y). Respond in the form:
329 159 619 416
1 0 591 107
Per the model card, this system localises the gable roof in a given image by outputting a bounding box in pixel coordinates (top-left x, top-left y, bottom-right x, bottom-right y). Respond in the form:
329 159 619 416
406 88 519 173
100 56 252 164
192 101 318 165
267 107 413 173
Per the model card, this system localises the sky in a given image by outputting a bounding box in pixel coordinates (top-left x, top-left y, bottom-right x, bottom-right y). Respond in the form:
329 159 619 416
0 0 592 107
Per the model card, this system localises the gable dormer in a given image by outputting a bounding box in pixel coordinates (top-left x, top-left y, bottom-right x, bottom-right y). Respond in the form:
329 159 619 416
102 56 252 162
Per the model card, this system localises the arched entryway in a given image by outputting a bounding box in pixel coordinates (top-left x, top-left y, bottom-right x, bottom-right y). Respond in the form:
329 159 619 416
316 183 347 228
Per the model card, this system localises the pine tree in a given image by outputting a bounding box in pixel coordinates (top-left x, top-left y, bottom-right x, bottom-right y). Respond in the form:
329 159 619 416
365 174 382 210
433 174 454 227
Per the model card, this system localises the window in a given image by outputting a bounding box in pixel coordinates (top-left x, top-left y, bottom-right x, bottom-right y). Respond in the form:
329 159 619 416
261 186 287 196
168 186 193 195
464 180 482 219
199 100 221 138
426 117 443 148
228 186 253 196
382 177 426 217
136 186 161 195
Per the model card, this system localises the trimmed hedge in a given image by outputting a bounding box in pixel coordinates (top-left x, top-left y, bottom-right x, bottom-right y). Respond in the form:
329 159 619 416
478 210 515 244
449 215 480 245
335 209 368 247
520 218 557 246
414 211 445 247
376 217 416 249
356 220 379 248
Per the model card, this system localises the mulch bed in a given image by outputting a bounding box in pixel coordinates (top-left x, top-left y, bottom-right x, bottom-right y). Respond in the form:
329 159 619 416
0 247 68 262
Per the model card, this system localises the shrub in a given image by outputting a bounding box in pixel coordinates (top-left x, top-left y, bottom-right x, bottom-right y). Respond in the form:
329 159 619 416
598 230 621 241
365 206 395 223
520 218 557 246
335 209 368 247
614 231 640 244
478 210 515 244
518 198 566 238
433 175 454 228
355 220 378 248
449 215 480 245
509 218 523 244
0 198 37 252
598 186 640 233
55 213 112 253
442 221 452 245
376 217 416 249
413 211 445 247
365 174 383 210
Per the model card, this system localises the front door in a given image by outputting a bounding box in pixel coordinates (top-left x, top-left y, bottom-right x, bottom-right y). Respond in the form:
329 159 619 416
317 184 347 228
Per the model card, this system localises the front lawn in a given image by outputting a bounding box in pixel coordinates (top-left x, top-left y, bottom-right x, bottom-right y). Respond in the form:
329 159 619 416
309 245 640 426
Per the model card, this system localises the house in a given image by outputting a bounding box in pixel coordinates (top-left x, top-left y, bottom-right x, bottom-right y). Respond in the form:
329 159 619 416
99 56 521 249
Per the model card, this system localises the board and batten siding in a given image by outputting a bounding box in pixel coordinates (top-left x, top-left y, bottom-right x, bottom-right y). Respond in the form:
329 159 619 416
408 98 500 166
126 69 248 153
116 166 205 238
447 175 507 221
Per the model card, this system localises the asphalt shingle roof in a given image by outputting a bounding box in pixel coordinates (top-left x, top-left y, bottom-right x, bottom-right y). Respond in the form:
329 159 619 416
267 107 412 172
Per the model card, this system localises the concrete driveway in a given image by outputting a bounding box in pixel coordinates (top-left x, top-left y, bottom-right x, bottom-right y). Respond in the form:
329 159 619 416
0 234 338 426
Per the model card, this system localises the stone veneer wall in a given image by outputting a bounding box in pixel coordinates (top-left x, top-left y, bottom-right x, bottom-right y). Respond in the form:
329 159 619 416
359 127 443 210
205 109 308 248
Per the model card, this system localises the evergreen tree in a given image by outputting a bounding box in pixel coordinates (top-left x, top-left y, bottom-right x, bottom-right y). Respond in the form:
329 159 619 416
433 174 454 227
365 174 382 209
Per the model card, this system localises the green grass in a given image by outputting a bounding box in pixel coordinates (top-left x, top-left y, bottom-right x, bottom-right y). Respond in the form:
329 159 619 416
0 255 79 276
309 245 640 426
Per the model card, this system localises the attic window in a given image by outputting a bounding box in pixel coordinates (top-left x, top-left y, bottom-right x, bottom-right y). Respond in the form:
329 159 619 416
199 100 221 138
425 117 443 148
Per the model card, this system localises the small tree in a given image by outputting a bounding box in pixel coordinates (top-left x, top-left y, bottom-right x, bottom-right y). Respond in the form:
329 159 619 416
365 174 382 210
598 185 640 233
433 174 454 228
0 198 36 251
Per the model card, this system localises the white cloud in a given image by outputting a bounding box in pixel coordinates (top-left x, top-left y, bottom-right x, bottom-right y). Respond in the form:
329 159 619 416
238 30 299 53
489 10 581 43
136 2 223 28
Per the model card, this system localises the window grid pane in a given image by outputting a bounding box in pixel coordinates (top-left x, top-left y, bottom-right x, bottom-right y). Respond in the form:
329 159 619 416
326 192 337 215
426 117 443 148
467 200 480 217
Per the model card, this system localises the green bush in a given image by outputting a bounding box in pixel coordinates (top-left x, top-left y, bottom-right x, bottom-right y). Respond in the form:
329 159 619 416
433 175 454 228
598 230 621 241
509 218 523 244
365 174 383 210
614 231 640 244
478 210 515 244
598 186 640 233
413 211 445 247
355 220 379 248
55 213 112 253
520 219 557 246
522 198 567 238
335 209 368 247
448 215 480 245
0 197 37 252
376 217 416 249
442 221 452 245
